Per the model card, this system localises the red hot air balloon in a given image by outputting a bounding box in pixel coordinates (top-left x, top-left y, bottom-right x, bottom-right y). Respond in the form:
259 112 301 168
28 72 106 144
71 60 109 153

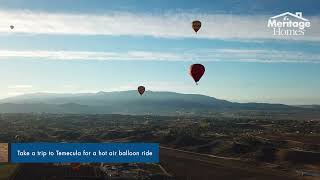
138 86 145 95
192 20 201 33
189 64 205 85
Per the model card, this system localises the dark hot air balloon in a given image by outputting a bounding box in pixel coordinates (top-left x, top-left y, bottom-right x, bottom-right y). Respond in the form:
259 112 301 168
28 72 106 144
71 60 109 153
138 86 145 95
192 20 201 33
189 64 205 85
10 25 14 29
15 135 20 141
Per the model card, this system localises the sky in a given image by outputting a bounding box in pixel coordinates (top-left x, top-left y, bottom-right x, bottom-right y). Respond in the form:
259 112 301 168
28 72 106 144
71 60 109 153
0 0 320 105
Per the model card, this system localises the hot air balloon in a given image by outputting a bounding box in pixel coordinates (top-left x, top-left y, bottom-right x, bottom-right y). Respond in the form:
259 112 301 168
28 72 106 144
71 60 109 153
138 86 145 95
15 135 20 141
10 25 14 29
189 64 205 85
192 20 201 33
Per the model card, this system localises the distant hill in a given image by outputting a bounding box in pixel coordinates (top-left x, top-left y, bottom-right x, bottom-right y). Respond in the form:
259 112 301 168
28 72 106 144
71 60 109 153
0 91 307 115
296 105 320 109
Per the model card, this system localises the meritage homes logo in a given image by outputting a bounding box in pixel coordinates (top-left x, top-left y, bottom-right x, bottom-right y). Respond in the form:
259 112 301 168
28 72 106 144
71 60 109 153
267 12 311 36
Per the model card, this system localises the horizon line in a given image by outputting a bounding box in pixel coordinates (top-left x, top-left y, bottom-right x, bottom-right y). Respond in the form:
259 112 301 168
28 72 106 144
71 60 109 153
1 90 319 106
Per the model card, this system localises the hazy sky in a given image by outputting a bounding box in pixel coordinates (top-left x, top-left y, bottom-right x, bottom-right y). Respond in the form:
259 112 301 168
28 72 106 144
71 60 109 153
0 0 320 104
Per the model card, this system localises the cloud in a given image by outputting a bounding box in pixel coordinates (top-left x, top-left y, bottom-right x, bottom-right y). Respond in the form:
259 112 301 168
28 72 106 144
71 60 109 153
7 92 25 96
0 49 319 63
6 85 33 98
0 9 319 41
8 85 33 89
0 50 180 61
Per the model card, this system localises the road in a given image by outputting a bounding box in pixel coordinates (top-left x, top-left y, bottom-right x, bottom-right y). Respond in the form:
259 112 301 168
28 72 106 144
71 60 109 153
160 146 241 161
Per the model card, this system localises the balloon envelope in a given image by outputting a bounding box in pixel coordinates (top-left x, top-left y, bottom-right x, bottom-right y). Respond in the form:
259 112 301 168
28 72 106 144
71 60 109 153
138 86 145 95
192 20 201 33
15 135 20 139
189 64 205 84
10 25 14 29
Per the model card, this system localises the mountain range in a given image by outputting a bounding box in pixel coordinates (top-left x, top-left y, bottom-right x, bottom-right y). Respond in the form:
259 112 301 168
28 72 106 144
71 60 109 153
0 90 313 115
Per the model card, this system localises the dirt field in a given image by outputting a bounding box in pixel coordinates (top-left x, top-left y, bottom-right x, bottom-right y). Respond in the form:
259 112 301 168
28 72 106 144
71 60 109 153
160 147 300 180
0 143 8 162
9 164 100 180
0 164 17 180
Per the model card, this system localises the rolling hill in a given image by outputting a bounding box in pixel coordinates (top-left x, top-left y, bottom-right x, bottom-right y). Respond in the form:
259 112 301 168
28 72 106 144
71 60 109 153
0 91 308 115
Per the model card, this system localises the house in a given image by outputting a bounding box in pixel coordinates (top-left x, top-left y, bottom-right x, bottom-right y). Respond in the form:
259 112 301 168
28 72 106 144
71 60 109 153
270 12 309 22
